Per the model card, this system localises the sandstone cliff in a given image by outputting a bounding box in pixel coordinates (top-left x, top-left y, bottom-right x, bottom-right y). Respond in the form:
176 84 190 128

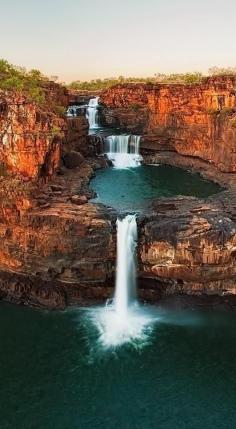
0 85 116 308
138 192 236 300
1 77 236 309
101 76 236 173
0 82 68 179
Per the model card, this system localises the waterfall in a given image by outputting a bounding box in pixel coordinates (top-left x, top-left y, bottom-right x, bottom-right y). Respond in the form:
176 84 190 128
105 135 143 168
86 213 157 348
86 97 99 129
66 105 79 116
115 215 137 317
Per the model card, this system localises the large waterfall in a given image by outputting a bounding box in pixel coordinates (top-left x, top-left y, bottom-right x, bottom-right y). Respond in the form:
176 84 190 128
86 97 99 129
88 214 156 348
115 215 137 317
105 135 143 168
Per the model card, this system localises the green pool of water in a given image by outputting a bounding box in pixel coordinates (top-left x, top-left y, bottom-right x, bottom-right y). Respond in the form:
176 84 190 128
1 302 236 429
90 164 221 211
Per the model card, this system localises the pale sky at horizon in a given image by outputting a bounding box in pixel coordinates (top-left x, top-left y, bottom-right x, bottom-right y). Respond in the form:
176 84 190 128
1 0 236 83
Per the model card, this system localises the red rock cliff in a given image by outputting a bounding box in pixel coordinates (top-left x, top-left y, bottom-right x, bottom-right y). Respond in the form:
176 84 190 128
0 84 68 179
0 85 116 309
101 76 236 173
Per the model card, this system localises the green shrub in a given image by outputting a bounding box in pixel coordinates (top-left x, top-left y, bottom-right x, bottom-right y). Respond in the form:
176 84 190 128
0 59 48 106
51 125 62 139
1 76 24 91
0 59 70 119
53 104 65 116
67 72 204 91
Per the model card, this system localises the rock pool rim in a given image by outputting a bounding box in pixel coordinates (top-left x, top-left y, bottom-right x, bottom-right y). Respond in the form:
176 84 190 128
89 160 224 216
0 155 230 312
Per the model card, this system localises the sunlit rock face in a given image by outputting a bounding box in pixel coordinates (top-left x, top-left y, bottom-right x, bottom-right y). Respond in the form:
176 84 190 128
0 84 68 179
1 77 236 309
0 100 58 178
101 76 236 172
0 85 116 309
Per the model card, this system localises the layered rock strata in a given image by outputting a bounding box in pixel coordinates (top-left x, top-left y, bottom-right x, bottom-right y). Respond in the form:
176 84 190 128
1 77 236 308
101 76 236 173
0 88 115 308
138 191 236 302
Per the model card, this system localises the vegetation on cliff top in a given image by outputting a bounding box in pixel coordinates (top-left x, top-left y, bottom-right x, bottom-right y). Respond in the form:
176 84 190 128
0 59 65 114
68 67 236 91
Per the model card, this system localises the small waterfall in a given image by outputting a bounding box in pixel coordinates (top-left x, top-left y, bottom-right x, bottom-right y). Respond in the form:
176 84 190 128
115 215 137 317
66 105 80 116
105 135 143 168
66 104 87 117
86 97 99 129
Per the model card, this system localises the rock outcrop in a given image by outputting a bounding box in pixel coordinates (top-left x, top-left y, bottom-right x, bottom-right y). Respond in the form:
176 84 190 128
101 76 236 173
0 85 116 309
0 153 115 309
138 192 236 300
0 95 64 179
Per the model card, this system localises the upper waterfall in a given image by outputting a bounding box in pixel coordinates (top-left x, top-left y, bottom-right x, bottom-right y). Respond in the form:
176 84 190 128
104 135 143 168
86 97 100 129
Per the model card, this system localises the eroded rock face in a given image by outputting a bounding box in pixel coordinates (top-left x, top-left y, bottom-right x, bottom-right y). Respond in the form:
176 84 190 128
138 193 236 297
0 86 116 308
100 75 236 301
0 90 67 179
0 160 116 309
1 78 236 308
101 76 236 172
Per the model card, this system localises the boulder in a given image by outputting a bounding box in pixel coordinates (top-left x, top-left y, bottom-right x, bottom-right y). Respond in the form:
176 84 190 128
63 151 84 169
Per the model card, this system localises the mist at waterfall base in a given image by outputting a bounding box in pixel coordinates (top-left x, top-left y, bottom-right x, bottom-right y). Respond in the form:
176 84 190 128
1 304 236 429
85 215 158 349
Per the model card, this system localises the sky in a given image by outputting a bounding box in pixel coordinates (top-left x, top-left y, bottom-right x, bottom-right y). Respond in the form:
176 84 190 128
1 0 236 83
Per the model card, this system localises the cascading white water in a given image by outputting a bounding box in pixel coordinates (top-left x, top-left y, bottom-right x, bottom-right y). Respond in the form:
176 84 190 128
66 105 78 116
115 215 137 317
86 214 157 348
105 135 143 168
86 97 99 129
66 104 87 117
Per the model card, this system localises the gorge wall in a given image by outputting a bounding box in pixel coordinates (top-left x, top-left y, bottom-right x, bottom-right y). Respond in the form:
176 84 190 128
101 76 236 303
138 192 236 301
1 76 236 309
0 85 116 308
0 83 68 179
101 76 236 173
